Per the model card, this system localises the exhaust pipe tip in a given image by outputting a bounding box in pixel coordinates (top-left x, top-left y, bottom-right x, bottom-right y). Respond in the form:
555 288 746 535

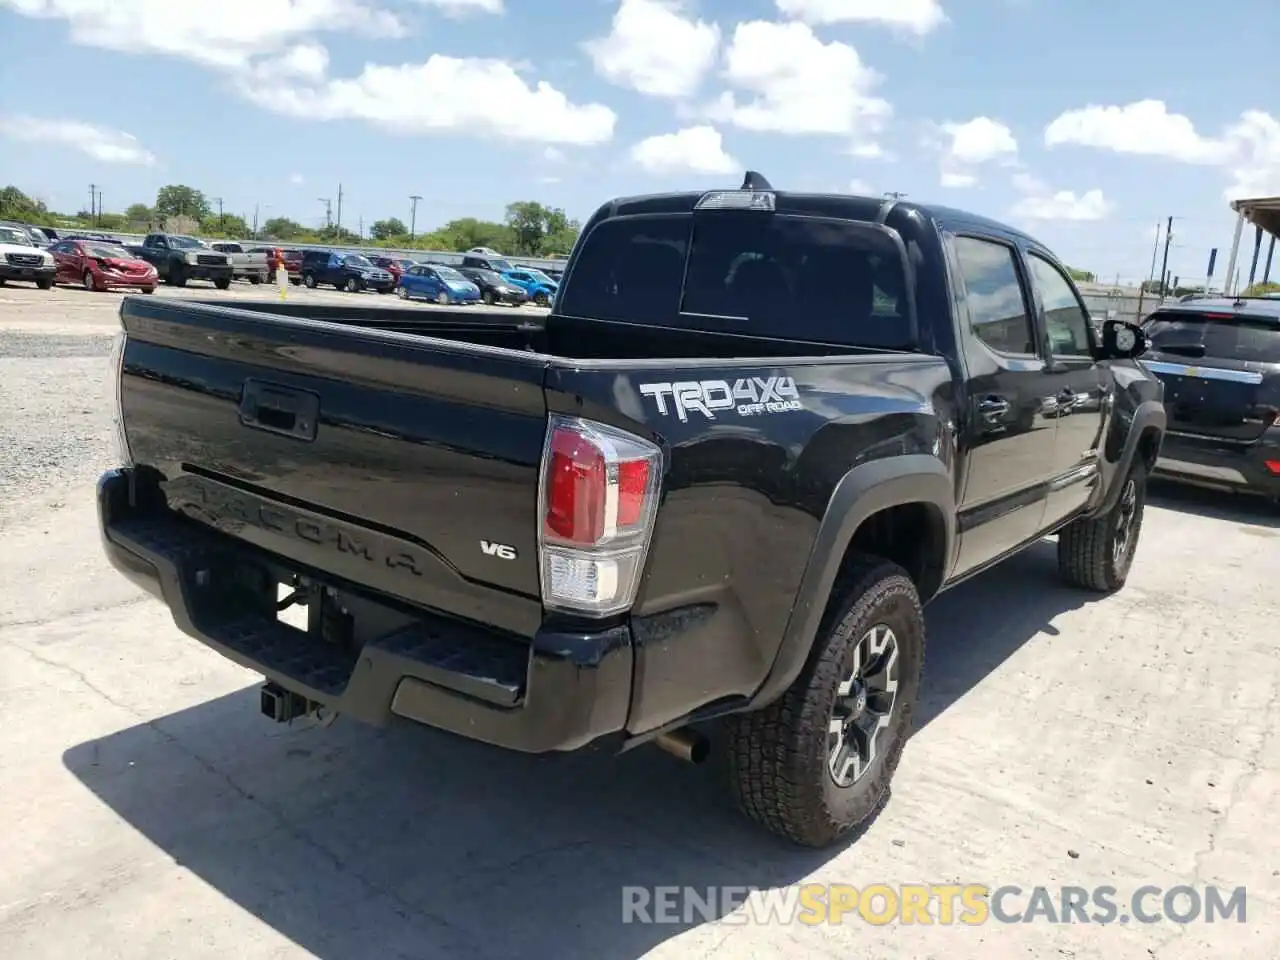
654 727 710 764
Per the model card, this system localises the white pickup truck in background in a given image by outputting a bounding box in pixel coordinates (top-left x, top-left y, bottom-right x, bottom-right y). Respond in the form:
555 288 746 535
209 242 269 284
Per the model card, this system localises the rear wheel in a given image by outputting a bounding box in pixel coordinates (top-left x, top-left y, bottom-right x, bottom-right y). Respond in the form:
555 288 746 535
534 290 550 307
1058 459 1148 592
726 556 924 847
249 275 262 285
303 273 317 289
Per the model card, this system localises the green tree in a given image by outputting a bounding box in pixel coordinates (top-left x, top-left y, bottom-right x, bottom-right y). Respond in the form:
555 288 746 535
261 217 304 240
0 186 50 224
155 184 211 222
370 217 407 241
205 214 250 238
1066 267 1096 283
125 203 153 223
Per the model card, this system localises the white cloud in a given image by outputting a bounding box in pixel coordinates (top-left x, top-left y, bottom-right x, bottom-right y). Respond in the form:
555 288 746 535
1044 99 1280 202
1044 100 1229 164
0 115 156 165
584 0 720 99
0 0 405 70
543 146 566 162
410 0 503 15
1010 173 1112 221
849 142 887 159
933 116 1017 188
940 171 976 188
774 0 946 35
239 51 616 145
289 173 304 184
848 178 874 193
631 125 738 174
1221 110 1280 201
707 21 890 141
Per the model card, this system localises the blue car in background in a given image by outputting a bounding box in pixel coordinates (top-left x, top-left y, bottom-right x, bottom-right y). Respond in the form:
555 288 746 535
500 267 558 306
396 262 481 305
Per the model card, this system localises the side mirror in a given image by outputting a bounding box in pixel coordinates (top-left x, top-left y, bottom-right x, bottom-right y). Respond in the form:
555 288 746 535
1099 319 1148 360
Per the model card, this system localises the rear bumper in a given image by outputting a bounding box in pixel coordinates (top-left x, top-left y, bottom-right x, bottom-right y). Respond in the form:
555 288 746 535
1153 431 1280 496
97 468 633 752
0 262 54 281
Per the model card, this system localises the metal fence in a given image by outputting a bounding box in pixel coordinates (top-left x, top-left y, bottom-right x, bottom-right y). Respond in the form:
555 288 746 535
1078 283 1170 325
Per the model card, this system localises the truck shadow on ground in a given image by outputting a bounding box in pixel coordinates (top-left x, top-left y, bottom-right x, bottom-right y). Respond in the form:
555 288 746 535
1146 478 1280 529
63 540 1088 960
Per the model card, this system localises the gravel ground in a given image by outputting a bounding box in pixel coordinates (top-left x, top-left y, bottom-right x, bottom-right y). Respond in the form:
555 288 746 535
0 332 114 527
1 284 1278 960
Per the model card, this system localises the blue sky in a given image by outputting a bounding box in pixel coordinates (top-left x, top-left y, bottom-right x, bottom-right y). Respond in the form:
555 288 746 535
2 0 1277 286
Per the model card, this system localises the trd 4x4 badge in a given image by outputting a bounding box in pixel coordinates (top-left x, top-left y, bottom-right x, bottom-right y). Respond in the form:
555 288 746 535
639 376 803 422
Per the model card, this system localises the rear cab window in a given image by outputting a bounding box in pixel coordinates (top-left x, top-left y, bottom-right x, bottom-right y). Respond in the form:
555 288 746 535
1144 309 1280 363
557 209 915 350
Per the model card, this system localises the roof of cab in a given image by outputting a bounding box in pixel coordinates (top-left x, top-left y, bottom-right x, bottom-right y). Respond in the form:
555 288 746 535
594 187 1044 247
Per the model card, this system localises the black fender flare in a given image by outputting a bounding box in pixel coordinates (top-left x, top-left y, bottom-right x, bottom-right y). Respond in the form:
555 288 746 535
1091 400 1165 517
747 454 956 711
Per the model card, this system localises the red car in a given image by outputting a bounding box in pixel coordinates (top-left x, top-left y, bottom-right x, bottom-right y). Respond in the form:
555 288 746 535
52 238 157 292
370 255 417 284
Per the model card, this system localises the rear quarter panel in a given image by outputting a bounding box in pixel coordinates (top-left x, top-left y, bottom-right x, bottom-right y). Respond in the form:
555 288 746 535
546 354 956 734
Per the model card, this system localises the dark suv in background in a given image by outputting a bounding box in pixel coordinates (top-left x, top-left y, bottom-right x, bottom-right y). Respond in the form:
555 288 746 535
300 250 395 293
1145 297 1280 499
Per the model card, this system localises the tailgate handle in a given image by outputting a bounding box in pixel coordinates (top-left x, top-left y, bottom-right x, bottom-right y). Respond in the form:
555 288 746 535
239 380 319 441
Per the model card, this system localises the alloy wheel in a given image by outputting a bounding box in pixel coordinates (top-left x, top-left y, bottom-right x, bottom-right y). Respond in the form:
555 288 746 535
828 624 900 788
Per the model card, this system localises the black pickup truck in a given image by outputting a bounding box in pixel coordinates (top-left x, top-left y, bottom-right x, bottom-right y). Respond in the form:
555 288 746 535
96 175 1164 847
130 233 234 288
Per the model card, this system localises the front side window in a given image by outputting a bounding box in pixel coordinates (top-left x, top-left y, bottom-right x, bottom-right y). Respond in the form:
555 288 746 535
1028 254 1091 357
952 236 1035 356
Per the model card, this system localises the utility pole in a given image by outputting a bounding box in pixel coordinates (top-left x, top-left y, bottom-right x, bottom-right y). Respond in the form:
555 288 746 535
1158 215 1175 298
335 183 344 238
213 196 224 232
252 203 259 236
318 198 332 229
409 194 422 239
88 184 96 222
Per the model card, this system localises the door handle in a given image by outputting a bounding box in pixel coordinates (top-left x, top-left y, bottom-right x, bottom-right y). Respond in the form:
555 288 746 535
978 397 1010 423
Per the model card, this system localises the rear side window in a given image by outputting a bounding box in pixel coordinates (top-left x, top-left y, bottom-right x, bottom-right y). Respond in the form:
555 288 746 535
1145 312 1280 363
559 212 912 348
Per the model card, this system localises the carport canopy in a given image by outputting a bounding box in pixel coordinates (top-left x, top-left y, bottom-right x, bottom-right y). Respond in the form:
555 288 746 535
1232 195 1280 237
1222 196 1280 292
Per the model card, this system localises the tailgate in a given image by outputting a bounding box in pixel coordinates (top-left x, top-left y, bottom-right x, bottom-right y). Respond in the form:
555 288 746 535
117 298 550 634
1143 309 1280 443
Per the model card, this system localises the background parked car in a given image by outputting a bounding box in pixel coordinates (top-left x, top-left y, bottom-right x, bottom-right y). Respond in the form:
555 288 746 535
460 252 516 272
50 238 157 293
0 224 55 288
396 263 481 304
453 265 528 306
209 242 269 284
501 267 558 306
300 250 395 293
369 255 418 286
129 233 233 288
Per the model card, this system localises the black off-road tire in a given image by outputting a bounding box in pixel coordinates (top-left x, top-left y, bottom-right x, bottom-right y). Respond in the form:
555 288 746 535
213 277 231 290
168 263 187 287
1058 459 1148 593
37 277 54 290
725 555 925 848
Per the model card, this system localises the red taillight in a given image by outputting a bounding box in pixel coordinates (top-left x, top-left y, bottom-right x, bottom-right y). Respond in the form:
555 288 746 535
1265 460 1280 475
538 415 662 615
545 427 607 544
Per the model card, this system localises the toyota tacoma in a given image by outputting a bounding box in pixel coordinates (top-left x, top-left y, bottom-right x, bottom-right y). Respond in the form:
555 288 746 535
96 174 1165 847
